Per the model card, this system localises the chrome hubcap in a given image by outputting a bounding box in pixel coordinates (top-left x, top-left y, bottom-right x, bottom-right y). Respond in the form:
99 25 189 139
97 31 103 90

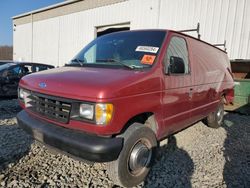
129 142 151 173
217 105 223 123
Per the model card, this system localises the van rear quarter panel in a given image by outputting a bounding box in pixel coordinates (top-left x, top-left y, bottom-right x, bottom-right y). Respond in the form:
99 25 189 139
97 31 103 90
158 31 234 139
187 36 234 120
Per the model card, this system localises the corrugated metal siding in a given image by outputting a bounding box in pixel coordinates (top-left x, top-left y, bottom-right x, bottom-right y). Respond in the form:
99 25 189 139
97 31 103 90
58 1 131 65
158 0 250 59
16 0 159 66
32 18 60 66
13 0 250 65
129 0 160 29
238 0 250 59
58 0 160 65
13 23 32 61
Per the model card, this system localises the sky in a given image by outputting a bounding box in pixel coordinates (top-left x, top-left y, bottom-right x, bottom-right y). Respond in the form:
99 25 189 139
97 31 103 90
0 0 64 46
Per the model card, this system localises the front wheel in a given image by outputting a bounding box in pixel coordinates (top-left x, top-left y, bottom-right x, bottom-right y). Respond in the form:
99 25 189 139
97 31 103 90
107 123 157 187
203 99 224 128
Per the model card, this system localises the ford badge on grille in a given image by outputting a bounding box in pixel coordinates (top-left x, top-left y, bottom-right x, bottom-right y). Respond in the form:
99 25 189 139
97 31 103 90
39 82 47 88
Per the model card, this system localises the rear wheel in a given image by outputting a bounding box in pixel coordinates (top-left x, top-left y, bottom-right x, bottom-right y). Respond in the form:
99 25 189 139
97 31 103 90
107 123 157 187
203 99 224 128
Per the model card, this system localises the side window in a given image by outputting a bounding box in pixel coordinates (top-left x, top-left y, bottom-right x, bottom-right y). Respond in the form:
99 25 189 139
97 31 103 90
21 65 32 75
31 65 38 72
37 65 49 71
164 36 189 74
8 66 21 76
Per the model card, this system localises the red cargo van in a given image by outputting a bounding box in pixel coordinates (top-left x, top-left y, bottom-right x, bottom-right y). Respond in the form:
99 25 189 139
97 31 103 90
17 30 234 187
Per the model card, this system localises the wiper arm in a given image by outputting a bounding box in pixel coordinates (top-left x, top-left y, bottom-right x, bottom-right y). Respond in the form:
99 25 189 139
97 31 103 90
71 58 85 67
96 59 135 70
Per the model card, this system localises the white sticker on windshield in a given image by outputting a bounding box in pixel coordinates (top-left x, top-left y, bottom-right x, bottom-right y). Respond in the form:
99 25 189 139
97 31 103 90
135 46 159 54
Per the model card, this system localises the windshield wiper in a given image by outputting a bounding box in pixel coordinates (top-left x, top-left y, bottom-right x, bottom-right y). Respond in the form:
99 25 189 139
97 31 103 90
71 58 85 67
96 59 137 70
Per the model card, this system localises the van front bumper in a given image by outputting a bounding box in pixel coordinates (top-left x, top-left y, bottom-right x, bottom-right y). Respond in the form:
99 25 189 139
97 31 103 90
17 110 123 162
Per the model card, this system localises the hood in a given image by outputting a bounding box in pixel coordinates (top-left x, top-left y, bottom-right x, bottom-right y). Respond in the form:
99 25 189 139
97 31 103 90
19 66 161 101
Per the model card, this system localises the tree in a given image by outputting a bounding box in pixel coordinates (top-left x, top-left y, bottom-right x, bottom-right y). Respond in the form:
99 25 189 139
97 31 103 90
0 46 13 60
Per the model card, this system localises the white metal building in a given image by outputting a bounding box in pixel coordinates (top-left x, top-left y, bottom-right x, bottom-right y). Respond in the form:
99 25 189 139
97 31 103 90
13 0 250 67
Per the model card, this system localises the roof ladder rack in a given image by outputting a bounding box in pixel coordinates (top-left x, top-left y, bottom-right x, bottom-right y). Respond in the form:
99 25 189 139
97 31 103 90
179 23 201 40
213 40 227 52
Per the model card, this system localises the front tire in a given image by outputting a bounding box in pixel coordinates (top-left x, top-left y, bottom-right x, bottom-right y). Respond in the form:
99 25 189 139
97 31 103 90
107 123 157 187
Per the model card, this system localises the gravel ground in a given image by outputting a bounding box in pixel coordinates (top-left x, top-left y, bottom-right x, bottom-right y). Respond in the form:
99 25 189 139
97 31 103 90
0 99 249 188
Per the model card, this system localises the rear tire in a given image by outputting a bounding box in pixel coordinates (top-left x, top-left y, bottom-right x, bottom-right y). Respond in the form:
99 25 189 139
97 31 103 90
107 123 157 187
203 99 224 128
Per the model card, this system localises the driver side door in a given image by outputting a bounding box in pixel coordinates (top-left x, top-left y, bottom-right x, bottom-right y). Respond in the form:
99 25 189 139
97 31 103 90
162 35 194 137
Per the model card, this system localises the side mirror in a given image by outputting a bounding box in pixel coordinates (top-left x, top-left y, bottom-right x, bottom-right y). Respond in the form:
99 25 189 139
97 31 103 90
168 56 185 74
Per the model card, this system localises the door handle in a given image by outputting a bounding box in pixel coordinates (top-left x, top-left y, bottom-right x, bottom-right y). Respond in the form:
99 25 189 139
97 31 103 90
189 88 193 98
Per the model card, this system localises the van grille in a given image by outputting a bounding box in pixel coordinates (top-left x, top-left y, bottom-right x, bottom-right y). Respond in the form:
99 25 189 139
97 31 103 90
25 92 71 124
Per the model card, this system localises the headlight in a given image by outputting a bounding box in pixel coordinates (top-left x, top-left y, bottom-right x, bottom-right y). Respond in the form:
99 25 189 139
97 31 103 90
79 103 114 125
18 88 25 100
95 103 113 125
79 103 94 120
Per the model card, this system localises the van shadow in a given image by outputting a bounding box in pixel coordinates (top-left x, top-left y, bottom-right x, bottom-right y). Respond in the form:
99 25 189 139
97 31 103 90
223 105 250 188
0 99 32 174
144 136 194 188
0 96 17 101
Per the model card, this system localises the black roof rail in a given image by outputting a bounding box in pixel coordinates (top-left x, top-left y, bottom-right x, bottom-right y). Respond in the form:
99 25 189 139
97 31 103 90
179 23 201 40
213 40 227 52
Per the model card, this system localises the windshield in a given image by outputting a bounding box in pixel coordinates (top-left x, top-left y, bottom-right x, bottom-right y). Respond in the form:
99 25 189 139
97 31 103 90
0 63 13 72
67 30 166 69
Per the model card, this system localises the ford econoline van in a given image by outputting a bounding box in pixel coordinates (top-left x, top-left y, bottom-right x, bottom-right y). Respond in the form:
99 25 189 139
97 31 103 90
17 30 234 187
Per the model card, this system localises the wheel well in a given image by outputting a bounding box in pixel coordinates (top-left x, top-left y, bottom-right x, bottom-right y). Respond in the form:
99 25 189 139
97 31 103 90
120 112 158 135
221 93 227 104
223 88 235 105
